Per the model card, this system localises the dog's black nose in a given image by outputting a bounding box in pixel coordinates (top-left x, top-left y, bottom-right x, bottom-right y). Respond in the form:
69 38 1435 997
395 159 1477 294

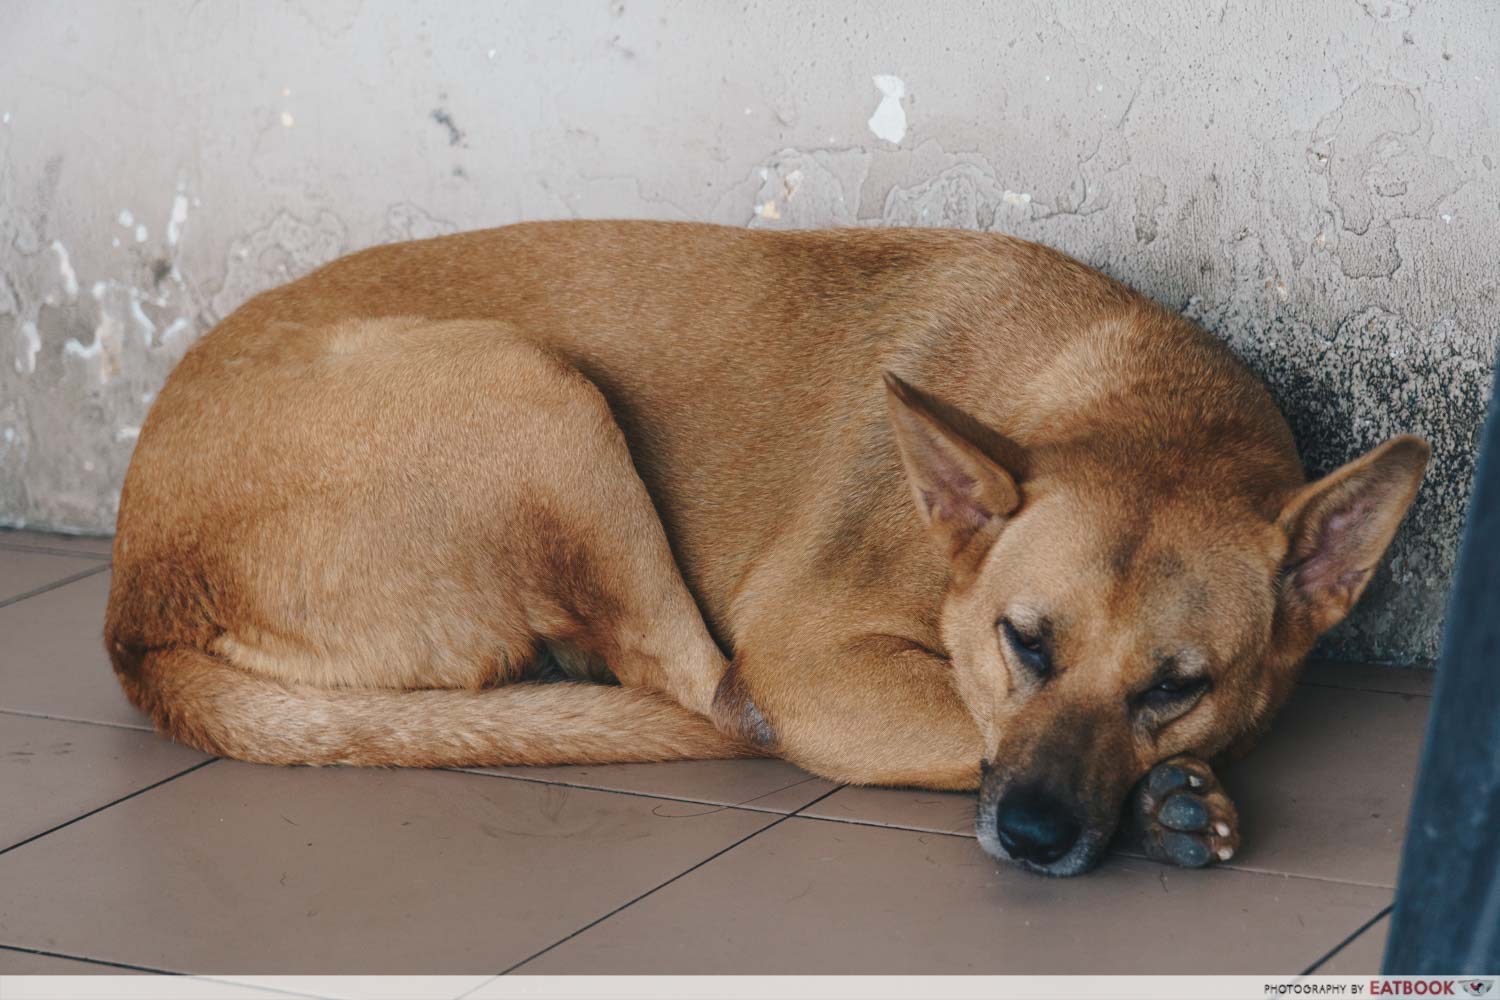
995 785 1082 865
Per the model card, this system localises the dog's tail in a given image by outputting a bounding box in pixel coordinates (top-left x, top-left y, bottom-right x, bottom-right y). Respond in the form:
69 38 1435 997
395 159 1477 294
110 645 763 767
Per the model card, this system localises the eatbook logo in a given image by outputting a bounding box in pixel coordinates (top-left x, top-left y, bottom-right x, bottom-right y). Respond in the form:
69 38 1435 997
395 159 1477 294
1463 981 1494 997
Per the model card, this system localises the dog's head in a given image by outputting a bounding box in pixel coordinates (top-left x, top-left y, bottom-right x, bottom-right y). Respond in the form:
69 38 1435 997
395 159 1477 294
883 372 1428 876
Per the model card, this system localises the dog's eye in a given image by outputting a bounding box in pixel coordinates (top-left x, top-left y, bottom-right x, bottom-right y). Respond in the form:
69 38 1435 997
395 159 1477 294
1137 676 1210 709
999 617 1051 677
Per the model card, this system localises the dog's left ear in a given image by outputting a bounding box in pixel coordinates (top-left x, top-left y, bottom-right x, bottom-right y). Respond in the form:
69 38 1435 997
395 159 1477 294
884 372 1023 566
1276 435 1430 635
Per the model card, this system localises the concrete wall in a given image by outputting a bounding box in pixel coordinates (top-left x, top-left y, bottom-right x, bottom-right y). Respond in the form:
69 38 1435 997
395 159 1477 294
2 1 1495 665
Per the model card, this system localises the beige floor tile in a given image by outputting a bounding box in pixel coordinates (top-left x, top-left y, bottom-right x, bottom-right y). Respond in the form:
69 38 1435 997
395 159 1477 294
1216 684 1428 887
0 529 114 559
465 758 837 814
0 761 775 974
1315 910 1391 973
1301 660 1435 697
0 571 150 730
0 548 107 604
520 816 1390 974
0 946 143 973
800 784 976 837
0 713 210 850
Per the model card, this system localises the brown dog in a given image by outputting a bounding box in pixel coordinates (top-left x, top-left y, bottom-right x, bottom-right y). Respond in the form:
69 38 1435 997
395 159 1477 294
105 221 1427 876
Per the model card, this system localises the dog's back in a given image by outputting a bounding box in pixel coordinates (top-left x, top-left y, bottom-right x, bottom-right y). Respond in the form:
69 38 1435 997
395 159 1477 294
118 221 1299 638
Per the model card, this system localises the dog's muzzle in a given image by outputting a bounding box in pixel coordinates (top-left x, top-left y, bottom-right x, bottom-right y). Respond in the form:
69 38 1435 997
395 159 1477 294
992 784 1081 866
976 767 1113 877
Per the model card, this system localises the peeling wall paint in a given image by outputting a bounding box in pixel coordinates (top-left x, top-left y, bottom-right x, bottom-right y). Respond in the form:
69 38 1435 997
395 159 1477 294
1 0 1496 666
867 75 908 145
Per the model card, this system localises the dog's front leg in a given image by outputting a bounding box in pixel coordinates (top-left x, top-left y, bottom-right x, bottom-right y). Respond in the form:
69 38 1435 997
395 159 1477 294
1128 754 1241 868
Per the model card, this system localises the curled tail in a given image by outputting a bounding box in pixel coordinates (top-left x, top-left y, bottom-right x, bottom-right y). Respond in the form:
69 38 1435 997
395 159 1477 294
111 645 764 767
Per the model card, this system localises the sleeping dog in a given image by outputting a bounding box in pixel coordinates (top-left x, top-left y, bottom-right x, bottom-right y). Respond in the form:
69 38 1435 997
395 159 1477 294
106 222 1426 875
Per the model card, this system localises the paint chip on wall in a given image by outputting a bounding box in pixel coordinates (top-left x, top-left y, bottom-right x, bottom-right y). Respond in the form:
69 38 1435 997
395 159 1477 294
16 321 40 374
50 241 79 298
168 194 189 246
867 74 907 145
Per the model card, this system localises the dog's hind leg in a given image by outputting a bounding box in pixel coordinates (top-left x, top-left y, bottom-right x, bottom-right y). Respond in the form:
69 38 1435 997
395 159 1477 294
475 339 740 732
108 318 752 759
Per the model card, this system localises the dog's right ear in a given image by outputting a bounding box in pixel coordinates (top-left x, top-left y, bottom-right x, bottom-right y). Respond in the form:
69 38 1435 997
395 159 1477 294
1275 434 1430 636
884 372 1022 566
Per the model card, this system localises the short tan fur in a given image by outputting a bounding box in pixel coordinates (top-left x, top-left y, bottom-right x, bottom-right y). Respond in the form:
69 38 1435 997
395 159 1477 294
107 222 1427 875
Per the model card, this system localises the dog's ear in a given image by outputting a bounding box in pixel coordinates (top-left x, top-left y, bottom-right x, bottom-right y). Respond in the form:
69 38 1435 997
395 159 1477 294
884 372 1022 564
1276 435 1430 635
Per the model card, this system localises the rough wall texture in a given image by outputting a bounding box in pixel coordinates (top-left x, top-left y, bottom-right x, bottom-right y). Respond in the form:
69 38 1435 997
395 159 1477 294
1 1 1495 665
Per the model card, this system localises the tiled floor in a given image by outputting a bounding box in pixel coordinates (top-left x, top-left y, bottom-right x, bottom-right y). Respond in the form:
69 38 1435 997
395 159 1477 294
0 529 1431 978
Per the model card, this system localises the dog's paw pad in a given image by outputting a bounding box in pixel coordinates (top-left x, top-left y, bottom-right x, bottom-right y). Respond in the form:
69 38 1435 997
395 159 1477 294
1130 755 1240 869
1144 763 1194 797
1157 793 1209 832
1160 831 1213 868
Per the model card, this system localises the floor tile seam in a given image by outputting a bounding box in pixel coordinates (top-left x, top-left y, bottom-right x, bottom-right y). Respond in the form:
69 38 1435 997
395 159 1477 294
0 942 177 975
0 706 155 733
0 758 220 857
445 766 824 815
497 784 846 975
0 541 112 560
1299 903 1394 975
0 562 111 609
1296 679 1433 699
789 813 1401 889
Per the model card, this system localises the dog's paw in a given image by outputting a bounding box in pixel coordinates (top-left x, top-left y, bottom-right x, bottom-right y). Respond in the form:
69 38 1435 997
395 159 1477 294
1129 754 1239 869
711 665 778 750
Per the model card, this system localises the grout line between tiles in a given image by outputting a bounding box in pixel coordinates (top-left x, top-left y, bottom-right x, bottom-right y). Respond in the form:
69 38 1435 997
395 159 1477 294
0 943 177 975
1300 902 1394 975
445 765 825 815
0 758 219 857
0 540 113 560
0 561 110 609
791 810 975 841
1296 679 1433 699
0 706 155 732
491 783 848 979
793 812 1400 890
1181 859 1396 891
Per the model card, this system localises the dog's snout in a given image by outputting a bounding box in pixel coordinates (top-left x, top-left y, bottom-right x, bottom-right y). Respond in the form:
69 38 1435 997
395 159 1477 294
994 784 1082 866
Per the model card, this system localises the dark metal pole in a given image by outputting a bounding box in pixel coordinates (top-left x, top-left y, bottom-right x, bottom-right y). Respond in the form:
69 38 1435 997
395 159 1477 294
1385 355 1500 973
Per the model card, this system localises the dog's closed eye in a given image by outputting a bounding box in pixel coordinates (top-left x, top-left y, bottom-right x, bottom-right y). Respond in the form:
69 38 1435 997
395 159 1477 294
1133 673 1211 713
998 616 1053 679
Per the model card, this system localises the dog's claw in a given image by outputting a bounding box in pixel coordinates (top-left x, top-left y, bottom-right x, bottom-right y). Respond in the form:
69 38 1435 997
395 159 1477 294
1129 754 1240 870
